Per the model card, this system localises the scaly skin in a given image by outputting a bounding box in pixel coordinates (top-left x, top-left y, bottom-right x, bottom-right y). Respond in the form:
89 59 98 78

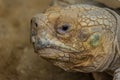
30 4 120 80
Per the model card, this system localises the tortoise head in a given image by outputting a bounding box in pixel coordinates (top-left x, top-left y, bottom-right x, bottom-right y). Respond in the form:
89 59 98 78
30 5 117 72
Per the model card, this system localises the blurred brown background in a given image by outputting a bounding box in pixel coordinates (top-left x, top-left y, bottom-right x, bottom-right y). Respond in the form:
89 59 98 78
0 0 93 80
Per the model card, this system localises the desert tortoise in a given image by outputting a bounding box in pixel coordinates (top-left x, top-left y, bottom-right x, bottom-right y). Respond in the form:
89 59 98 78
30 1 120 80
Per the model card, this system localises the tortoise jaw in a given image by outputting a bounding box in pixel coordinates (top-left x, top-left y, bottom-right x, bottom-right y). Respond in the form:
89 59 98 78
36 47 71 62
36 47 93 72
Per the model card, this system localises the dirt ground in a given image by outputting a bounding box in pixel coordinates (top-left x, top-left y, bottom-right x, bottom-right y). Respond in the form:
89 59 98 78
0 0 94 80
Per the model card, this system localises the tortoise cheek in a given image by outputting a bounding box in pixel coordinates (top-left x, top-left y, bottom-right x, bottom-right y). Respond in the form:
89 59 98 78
78 28 90 42
88 33 100 48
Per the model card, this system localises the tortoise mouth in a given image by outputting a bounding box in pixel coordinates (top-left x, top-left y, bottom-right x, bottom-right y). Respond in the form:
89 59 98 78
34 46 91 63
36 48 71 62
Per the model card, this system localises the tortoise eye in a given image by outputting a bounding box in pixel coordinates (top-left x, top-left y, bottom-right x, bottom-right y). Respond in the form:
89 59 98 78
56 24 70 34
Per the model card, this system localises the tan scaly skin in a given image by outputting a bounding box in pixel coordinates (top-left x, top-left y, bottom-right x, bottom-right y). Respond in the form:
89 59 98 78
30 4 120 80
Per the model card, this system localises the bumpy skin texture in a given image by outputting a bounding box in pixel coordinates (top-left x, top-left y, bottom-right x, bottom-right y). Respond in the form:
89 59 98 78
30 4 120 80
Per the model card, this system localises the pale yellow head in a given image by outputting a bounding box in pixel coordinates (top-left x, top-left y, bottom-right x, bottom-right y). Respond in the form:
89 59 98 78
30 4 116 72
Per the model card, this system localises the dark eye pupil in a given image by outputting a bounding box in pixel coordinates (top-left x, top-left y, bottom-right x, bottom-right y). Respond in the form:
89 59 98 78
56 24 70 34
61 25 69 31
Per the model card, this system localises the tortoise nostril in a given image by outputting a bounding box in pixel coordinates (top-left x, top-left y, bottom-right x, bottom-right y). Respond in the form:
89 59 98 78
34 22 38 28
31 18 38 28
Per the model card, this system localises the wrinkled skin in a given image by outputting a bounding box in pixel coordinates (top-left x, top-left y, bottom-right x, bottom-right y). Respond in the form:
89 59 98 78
30 4 120 80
